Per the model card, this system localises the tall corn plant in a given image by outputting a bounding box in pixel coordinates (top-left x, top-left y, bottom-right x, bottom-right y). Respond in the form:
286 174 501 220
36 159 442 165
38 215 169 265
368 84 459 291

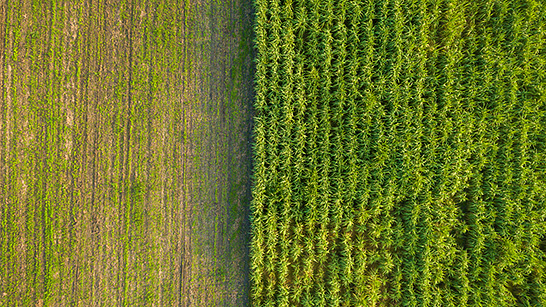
250 0 546 305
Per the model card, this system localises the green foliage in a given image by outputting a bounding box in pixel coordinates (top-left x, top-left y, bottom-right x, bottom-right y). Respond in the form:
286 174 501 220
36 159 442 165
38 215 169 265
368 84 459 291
250 0 546 306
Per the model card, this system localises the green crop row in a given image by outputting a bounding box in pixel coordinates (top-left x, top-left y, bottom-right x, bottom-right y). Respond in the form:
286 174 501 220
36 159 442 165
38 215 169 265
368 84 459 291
250 0 546 306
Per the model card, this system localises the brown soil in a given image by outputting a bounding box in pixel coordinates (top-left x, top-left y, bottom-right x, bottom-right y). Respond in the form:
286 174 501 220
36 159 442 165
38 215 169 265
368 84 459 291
0 0 254 306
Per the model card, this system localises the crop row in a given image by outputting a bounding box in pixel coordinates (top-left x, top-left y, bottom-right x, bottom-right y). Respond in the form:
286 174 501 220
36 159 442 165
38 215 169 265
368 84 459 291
250 0 546 306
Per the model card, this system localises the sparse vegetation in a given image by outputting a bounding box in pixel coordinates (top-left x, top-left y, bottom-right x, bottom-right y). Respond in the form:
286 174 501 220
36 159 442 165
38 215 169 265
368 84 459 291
0 0 254 305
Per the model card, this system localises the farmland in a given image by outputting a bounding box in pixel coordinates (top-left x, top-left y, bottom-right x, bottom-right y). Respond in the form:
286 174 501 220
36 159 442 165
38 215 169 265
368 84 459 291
251 0 546 306
0 0 254 306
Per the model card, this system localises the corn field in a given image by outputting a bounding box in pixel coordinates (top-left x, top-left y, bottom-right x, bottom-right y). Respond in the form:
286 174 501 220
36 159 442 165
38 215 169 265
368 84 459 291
250 0 546 306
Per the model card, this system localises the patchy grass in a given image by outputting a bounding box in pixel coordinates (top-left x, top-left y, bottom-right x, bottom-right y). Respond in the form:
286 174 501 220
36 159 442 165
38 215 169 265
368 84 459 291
0 0 254 306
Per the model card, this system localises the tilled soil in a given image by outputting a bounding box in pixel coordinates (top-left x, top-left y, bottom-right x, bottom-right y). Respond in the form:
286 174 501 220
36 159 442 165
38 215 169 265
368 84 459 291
0 0 254 306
